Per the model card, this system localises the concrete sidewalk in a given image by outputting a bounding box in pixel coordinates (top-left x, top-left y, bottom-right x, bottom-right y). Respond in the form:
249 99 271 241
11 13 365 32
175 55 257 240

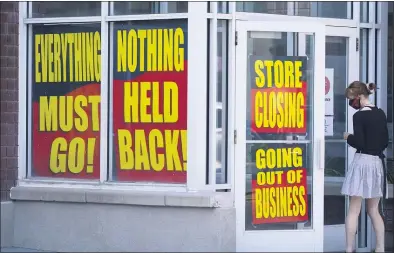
0 248 55 253
1 247 392 252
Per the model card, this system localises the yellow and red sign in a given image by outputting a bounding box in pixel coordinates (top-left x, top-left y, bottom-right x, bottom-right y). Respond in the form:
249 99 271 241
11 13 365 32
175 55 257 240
250 58 307 134
251 145 308 224
248 56 309 225
32 20 188 183
112 20 188 183
32 24 101 179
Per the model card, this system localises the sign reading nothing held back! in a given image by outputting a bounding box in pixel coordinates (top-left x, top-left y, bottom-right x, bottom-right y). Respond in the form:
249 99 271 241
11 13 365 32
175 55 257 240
248 56 309 225
112 20 188 183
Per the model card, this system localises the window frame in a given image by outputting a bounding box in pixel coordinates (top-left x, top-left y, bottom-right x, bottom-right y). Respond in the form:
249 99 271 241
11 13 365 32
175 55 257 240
17 1 392 193
377 2 390 162
207 3 234 190
18 1 214 192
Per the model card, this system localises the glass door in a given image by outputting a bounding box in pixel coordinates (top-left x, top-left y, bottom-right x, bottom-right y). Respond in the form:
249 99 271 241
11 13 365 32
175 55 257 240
325 27 360 253
234 21 325 252
300 27 359 252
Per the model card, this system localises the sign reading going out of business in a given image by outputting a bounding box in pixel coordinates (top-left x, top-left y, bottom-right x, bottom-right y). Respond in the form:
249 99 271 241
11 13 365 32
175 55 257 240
249 56 309 224
251 144 309 224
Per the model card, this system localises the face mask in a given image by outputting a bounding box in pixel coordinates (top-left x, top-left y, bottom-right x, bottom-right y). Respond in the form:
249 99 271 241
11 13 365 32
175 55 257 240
349 98 361 110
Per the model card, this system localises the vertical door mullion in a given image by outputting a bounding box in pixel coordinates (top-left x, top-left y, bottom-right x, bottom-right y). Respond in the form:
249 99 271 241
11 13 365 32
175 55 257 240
100 1 109 183
208 2 218 186
314 26 326 253
19 2 28 179
187 1 209 191
234 22 248 241
227 1 237 190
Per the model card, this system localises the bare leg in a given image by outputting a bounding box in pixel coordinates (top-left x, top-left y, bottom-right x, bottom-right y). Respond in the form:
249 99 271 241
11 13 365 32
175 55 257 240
345 196 363 252
367 197 385 252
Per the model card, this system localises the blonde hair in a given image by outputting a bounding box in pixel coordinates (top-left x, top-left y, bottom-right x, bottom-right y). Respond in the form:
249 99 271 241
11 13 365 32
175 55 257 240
345 81 376 99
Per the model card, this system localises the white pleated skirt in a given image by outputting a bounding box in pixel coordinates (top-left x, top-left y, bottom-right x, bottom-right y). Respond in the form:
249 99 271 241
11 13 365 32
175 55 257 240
341 153 384 199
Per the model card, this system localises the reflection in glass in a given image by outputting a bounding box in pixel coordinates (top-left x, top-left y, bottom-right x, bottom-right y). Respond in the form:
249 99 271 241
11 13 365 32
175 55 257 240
113 2 157 15
307 34 349 230
326 37 348 139
31 1 101 17
112 1 187 15
324 37 349 226
218 2 229 13
210 2 229 13
388 3 393 151
360 29 369 82
167 1 188 13
324 142 346 225
386 9 393 253
295 2 351 19
360 2 369 23
236 2 287 15
216 20 228 184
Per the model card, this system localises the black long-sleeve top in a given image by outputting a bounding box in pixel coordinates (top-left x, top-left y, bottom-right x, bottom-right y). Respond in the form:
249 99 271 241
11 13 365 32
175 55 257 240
347 106 389 157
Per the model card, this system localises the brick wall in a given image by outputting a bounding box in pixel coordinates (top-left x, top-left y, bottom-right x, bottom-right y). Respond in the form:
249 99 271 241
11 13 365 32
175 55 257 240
0 2 19 202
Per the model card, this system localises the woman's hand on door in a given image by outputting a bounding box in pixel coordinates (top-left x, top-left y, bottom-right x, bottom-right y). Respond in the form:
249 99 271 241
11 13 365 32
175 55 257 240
343 132 350 140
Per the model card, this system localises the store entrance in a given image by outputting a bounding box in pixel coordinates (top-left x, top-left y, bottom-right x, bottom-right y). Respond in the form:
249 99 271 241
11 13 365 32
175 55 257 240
311 26 360 252
234 20 326 252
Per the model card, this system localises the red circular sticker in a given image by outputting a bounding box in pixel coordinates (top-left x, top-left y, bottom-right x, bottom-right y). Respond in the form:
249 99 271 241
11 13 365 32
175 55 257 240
325 76 330 95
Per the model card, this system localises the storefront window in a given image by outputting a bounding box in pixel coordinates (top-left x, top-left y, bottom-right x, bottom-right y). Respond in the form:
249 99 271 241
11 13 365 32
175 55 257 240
113 2 157 15
388 4 393 148
209 2 229 13
29 2 190 184
167 2 188 13
31 1 188 17
236 1 287 15
31 23 101 179
31 2 101 17
295 2 351 19
324 142 346 224
387 2 393 185
215 20 228 184
360 29 369 82
218 2 229 13
110 20 188 183
318 35 349 226
235 1 351 19
360 1 369 23
112 1 187 15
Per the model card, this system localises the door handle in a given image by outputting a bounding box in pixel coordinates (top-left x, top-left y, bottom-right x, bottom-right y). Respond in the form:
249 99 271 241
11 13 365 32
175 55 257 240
316 139 325 170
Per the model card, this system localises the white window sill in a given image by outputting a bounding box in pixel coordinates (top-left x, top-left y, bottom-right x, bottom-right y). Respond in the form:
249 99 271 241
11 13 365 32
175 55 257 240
10 183 233 208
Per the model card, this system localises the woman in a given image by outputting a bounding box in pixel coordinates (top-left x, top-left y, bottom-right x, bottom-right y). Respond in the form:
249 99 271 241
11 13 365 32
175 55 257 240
342 81 389 253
